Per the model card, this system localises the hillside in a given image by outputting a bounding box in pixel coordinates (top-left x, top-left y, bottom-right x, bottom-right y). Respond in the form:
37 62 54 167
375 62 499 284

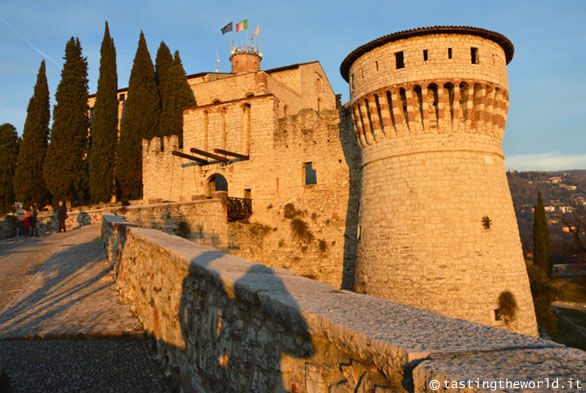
507 170 586 264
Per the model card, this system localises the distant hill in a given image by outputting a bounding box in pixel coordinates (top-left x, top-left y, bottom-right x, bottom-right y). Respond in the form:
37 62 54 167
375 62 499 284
507 170 586 264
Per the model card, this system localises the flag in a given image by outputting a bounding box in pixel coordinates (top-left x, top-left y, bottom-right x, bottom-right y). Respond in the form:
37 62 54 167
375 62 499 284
221 22 233 34
251 24 260 40
235 19 248 32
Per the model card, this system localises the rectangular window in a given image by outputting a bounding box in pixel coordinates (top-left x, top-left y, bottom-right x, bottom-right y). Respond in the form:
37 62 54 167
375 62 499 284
423 49 428 61
471 47 479 64
351 73 355 89
304 162 317 185
395 51 404 69
448 48 453 59
375 60 379 71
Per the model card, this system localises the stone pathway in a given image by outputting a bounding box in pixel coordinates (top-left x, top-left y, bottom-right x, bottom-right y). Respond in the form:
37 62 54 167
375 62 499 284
0 225 174 392
0 225 142 338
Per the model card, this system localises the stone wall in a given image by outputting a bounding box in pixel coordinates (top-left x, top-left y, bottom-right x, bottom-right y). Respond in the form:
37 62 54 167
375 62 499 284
143 107 361 289
343 29 537 336
0 215 16 239
102 214 586 393
3 199 228 245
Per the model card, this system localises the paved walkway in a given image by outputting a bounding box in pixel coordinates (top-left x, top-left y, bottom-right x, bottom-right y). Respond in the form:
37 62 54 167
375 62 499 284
0 225 174 392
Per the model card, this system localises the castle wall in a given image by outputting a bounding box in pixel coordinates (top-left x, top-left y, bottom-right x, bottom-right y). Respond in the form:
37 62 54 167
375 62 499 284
269 62 337 113
102 214 585 393
142 104 360 289
348 34 508 106
344 29 538 336
189 73 270 106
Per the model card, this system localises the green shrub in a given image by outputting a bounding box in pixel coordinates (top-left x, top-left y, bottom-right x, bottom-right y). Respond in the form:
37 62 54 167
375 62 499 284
290 218 314 243
497 291 518 324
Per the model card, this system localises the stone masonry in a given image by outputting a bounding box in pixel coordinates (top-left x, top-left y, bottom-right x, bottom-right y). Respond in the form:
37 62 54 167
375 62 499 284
91 27 538 336
102 215 585 393
340 27 537 335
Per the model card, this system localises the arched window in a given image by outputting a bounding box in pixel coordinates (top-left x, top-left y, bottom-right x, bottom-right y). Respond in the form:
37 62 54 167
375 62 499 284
207 174 228 197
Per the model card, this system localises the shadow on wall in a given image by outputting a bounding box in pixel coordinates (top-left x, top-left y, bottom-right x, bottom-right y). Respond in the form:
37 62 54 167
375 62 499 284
338 107 362 291
144 250 316 391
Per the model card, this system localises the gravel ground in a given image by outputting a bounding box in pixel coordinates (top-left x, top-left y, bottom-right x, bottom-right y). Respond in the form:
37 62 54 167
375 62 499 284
0 337 175 393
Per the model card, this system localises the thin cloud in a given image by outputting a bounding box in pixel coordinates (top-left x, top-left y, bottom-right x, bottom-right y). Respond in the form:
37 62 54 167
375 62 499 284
0 15 60 67
506 152 586 171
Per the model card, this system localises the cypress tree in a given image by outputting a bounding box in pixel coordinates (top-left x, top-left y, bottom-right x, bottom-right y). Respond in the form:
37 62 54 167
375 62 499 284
43 37 89 204
155 42 174 138
117 32 160 200
0 123 20 213
171 50 197 145
14 61 50 205
157 46 196 146
533 191 553 277
89 22 118 203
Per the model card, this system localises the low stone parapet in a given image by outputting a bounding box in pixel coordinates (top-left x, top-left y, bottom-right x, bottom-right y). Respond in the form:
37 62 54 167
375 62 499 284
101 214 585 393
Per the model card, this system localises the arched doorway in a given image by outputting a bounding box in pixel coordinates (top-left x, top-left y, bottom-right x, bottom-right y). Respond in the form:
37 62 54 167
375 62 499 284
207 174 228 197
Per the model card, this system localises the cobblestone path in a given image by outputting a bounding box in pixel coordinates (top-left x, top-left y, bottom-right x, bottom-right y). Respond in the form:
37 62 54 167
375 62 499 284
0 225 174 392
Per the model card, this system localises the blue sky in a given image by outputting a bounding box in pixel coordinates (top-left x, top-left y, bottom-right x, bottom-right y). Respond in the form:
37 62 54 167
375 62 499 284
1 0 585 170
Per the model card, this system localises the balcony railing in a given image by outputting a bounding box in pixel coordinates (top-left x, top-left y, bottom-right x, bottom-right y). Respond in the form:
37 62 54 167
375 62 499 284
227 197 252 221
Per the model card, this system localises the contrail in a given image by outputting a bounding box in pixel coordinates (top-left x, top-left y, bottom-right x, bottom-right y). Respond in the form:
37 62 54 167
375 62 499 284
0 15 60 67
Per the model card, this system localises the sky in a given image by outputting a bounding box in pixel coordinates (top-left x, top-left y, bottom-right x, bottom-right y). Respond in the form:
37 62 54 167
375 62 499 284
1 0 585 171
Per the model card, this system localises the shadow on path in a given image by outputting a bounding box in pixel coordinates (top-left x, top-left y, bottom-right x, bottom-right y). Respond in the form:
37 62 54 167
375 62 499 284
0 232 142 338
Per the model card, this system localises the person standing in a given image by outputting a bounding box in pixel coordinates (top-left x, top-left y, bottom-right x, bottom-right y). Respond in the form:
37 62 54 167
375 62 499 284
29 204 38 236
57 200 67 233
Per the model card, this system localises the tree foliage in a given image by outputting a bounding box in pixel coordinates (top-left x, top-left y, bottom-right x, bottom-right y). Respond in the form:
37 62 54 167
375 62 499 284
0 123 20 213
89 22 118 203
526 263 557 335
533 191 553 277
14 61 50 205
117 32 160 200
157 44 196 146
43 37 89 203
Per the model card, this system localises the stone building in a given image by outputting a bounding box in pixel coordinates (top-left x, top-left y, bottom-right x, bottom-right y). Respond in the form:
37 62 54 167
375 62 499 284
90 27 537 336
139 47 362 291
340 26 537 336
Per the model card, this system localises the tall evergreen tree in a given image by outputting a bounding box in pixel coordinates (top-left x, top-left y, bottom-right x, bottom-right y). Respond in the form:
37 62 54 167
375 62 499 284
155 41 174 139
156 45 197 147
117 32 160 200
0 123 20 213
43 37 89 203
14 61 50 205
533 191 553 277
89 22 118 203
171 50 197 145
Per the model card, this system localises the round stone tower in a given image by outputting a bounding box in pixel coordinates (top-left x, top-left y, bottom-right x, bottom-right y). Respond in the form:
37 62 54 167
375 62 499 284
340 26 537 336
230 48 262 74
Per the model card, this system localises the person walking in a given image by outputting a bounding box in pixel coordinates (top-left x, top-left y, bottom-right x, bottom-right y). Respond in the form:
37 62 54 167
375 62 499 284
29 204 38 236
57 200 67 233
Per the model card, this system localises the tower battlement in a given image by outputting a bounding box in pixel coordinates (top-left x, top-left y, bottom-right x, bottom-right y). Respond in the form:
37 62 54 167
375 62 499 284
341 26 537 336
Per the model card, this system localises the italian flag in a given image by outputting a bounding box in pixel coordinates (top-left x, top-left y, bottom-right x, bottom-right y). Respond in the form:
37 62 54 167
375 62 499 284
236 19 248 32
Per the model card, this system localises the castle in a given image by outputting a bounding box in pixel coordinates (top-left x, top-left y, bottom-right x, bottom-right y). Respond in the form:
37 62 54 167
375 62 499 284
90 27 537 336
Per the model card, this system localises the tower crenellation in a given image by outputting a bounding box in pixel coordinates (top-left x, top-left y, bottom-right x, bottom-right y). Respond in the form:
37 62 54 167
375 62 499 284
341 26 538 336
